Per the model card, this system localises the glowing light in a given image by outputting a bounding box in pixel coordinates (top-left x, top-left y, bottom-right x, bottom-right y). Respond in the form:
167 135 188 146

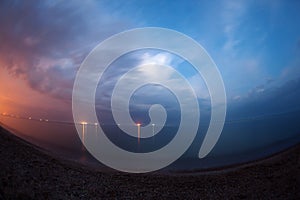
39 119 43 121
81 121 87 146
152 124 155 143
137 123 141 144
28 117 31 120
94 123 98 135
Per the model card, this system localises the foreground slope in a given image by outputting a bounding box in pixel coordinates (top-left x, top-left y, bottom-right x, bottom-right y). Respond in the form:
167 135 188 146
0 126 299 199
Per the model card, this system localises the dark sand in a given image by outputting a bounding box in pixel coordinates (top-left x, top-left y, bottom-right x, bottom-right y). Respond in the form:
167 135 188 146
0 126 299 199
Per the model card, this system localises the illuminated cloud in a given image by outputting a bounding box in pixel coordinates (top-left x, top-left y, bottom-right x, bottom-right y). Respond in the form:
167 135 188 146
0 0 130 101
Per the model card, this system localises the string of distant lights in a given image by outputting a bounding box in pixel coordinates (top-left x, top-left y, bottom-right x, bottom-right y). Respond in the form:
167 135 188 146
1 109 300 126
1 109 299 148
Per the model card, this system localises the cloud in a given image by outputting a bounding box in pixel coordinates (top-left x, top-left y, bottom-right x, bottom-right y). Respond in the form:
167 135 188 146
232 95 241 101
228 76 300 119
221 1 247 54
93 50 211 124
139 52 174 66
136 52 175 80
0 0 130 101
279 63 300 83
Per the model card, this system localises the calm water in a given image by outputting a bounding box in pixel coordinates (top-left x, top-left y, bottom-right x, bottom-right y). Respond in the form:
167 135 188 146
0 112 299 172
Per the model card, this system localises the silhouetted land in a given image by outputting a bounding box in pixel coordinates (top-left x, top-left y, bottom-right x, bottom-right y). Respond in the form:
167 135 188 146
0 126 299 199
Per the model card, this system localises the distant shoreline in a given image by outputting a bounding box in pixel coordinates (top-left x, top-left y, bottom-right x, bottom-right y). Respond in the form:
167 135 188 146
1 120 298 174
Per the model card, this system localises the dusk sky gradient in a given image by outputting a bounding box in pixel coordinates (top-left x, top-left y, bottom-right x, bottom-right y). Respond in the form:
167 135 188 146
0 0 300 166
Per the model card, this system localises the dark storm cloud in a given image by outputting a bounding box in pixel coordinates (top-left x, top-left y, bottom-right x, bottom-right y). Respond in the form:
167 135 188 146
0 0 129 101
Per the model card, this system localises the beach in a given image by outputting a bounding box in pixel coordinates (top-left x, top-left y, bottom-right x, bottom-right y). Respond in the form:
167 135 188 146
0 125 299 199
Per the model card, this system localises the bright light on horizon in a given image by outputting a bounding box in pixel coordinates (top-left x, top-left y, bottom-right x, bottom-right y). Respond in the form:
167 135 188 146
137 123 141 144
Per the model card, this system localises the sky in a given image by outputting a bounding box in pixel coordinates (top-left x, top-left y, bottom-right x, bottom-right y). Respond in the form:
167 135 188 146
0 0 300 163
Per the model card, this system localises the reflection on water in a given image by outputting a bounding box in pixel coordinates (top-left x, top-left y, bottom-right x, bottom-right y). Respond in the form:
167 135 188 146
0 111 299 171
0 114 98 167
80 122 86 162
81 122 86 150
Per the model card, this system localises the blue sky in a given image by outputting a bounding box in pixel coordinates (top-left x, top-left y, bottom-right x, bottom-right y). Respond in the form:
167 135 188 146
1 0 299 102
101 0 300 91
0 0 300 161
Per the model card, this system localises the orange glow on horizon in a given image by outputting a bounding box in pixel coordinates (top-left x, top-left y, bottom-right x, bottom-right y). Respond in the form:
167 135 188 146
0 67 72 124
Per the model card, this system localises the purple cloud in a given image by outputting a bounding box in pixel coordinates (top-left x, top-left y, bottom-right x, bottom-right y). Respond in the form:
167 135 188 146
0 0 131 102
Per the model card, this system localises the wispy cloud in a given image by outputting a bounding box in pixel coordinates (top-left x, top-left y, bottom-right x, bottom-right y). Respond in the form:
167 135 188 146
221 1 247 55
